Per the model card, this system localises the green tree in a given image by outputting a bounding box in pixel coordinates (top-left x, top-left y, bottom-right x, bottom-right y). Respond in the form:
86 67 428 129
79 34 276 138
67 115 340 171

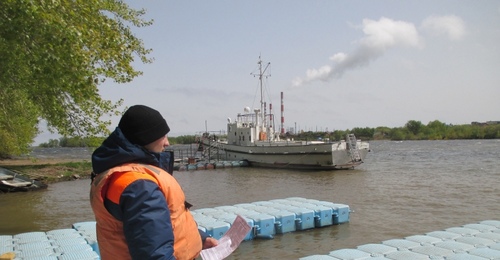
484 125 500 139
352 127 375 139
0 0 153 156
405 120 423 135
389 128 405 140
39 139 59 148
0 88 39 157
330 130 346 141
373 126 391 140
425 120 447 140
169 135 198 145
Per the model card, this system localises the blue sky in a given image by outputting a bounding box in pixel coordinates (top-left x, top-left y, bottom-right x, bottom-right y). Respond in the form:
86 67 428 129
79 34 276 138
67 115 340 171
36 1 500 143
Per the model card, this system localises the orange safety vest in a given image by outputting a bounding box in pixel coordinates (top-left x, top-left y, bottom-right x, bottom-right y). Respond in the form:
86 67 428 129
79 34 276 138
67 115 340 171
90 163 202 260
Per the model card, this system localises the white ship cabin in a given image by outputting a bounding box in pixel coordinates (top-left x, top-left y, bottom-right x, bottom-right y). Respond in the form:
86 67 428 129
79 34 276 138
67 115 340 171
227 107 280 146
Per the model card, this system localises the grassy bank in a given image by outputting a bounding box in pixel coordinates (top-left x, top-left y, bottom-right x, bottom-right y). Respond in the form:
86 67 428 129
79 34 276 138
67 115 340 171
0 160 92 184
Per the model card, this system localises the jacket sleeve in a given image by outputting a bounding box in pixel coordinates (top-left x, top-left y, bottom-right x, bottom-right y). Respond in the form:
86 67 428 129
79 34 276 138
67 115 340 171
199 229 210 243
120 179 175 260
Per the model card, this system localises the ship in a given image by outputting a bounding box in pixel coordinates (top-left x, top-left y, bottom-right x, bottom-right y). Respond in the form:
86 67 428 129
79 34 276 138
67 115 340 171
201 57 369 170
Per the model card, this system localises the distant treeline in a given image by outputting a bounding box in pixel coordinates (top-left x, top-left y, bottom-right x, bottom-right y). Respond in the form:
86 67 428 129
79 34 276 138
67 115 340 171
39 120 500 147
295 120 500 141
38 135 198 148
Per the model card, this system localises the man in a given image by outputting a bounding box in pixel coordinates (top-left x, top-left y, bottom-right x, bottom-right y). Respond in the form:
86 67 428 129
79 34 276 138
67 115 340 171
90 105 218 260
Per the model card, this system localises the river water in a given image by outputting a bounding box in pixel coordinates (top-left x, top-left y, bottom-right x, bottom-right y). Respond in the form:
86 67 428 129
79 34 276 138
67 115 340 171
1 140 499 259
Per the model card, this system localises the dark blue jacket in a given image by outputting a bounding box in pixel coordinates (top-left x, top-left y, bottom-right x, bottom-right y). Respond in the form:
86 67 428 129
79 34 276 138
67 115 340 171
91 127 208 260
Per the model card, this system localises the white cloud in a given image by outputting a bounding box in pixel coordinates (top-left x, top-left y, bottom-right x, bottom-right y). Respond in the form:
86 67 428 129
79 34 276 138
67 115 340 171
292 65 332 87
421 15 466 40
305 65 332 81
330 52 347 63
293 17 421 86
361 17 421 49
291 77 303 87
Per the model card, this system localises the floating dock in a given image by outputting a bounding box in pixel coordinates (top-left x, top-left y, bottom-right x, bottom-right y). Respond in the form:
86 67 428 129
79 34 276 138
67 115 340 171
0 197 348 259
191 197 351 240
174 160 249 171
300 220 500 260
0 222 99 260
2 197 498 260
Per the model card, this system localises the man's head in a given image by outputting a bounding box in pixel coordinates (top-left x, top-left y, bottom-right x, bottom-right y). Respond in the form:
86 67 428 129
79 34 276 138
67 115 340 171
118 105 170 149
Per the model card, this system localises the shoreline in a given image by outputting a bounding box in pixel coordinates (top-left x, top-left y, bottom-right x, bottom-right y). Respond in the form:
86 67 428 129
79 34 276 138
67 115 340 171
0 158 92 185
0 158 89 166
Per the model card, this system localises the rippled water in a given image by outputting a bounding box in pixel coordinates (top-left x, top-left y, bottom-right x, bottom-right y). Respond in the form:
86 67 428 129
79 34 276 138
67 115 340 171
1 140 499 259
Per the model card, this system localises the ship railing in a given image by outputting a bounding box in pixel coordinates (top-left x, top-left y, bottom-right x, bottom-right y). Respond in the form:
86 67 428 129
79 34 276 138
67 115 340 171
199 137 226 161
166 144 203 163
346 134 362 162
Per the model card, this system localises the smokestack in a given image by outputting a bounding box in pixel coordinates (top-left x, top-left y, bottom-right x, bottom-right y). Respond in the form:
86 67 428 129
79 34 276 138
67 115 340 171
281 92 284 134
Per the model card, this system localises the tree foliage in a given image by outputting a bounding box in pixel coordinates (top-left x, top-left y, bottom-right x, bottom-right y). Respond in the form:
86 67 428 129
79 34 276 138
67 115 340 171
39 136 104 148
0 0 153 157
287 120 500 142
0 88 39 156
169 135 197 145
405 120 423 135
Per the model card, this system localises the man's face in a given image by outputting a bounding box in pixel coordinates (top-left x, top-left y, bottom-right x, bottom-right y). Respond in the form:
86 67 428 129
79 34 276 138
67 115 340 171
144 135 169 153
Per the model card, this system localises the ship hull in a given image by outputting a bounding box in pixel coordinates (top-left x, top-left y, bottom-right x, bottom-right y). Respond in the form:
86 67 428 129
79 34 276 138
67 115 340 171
207 140 369 170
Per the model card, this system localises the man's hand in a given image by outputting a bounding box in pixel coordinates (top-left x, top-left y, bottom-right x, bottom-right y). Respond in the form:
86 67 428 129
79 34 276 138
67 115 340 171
202 237 218 249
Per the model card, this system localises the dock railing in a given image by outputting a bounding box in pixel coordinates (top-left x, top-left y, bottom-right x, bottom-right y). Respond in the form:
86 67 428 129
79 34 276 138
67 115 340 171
165 144 203 163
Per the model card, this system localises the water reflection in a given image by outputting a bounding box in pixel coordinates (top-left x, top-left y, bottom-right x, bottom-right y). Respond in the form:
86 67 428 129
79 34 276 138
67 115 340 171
0 180 95 235
33 179 95 231
0 191 44 234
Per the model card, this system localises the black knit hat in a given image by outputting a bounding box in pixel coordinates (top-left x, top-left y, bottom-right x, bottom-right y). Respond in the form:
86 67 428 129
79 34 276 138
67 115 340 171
118 105 170 146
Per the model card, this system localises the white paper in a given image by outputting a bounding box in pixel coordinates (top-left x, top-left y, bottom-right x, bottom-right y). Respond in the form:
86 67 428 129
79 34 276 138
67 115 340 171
200 215 252 260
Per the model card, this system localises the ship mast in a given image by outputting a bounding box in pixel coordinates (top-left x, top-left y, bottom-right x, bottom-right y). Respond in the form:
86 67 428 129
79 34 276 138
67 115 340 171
252 56 271 132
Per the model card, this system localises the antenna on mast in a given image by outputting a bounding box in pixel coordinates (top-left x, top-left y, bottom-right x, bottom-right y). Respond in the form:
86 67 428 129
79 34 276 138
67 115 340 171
251 56 271 130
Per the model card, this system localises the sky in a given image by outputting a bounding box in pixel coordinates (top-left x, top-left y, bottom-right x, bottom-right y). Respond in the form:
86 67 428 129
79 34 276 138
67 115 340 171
36 0 500 143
